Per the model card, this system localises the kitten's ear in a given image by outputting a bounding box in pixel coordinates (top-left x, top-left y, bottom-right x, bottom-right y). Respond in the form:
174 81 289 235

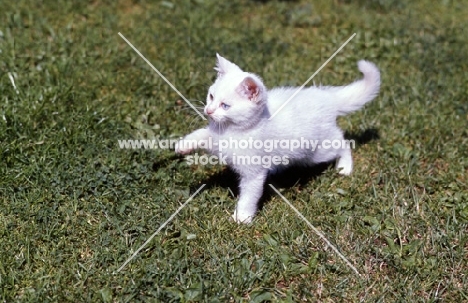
215 53 241 76
237 76 263 102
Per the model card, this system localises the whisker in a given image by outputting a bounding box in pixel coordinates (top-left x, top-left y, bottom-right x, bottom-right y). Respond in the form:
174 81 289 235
192 100 206 106
179 106 205 111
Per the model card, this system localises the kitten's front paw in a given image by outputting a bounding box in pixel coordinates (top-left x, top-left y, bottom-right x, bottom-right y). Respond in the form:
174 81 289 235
231 210 254 224
174 140 193 155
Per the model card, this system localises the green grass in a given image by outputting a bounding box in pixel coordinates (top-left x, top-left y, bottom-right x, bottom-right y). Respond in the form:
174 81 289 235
1 0 467 301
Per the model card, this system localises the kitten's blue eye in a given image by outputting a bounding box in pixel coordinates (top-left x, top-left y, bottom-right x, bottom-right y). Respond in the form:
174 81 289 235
220 103 230 110
209 93 214 100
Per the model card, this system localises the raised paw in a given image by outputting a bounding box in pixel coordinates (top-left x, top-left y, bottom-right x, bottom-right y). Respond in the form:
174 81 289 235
174 140 193 155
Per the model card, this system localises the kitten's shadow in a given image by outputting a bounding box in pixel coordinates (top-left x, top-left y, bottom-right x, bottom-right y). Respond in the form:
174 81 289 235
344 128 379 145
191 128 379 210
199 163 333 212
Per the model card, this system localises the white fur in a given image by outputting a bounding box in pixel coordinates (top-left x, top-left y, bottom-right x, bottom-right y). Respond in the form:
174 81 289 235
176 54 380 223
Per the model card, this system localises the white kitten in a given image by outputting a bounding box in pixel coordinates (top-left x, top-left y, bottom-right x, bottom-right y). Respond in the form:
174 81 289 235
176 54 380 223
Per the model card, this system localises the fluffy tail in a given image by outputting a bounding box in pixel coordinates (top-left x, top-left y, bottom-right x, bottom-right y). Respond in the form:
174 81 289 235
335 60 380 116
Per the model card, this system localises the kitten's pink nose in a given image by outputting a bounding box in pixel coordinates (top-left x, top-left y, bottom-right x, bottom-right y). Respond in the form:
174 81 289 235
205 108 215 115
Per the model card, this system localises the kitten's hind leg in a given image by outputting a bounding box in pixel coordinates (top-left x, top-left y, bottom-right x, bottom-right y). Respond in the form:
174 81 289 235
336 148 353 175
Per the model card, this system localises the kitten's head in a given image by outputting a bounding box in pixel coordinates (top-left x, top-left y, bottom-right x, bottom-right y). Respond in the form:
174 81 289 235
204 54 267 127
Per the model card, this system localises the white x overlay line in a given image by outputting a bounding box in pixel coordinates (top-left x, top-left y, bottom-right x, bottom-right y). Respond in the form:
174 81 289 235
269 184 361 277
115 184 206 273
118 32 206 120
268 33 356 120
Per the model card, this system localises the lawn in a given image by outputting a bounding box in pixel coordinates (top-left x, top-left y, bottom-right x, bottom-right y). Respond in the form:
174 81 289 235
1 0 467 301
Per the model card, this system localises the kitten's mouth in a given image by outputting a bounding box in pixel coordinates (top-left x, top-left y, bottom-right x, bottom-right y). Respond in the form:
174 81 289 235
207 114 220 122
